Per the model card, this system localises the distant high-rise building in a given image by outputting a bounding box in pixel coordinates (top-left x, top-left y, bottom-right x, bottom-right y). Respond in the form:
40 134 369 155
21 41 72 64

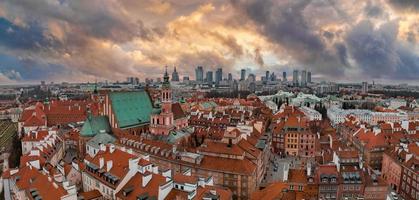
183 76 189 81
293 70 299 87
215 68 223 84
241 69 246 81
228 73 233 81
265 71 270 82
307 71 312 83
171 66 179 82
206 71 213 84
301 70 307 87
283 71 287 82
270 72 276 81
127 77 139 85
195 66 204 82
248 73 256 82
362 82 368 94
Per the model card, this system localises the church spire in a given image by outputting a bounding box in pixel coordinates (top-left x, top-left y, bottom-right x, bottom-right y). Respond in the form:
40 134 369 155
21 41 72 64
163 66 170 88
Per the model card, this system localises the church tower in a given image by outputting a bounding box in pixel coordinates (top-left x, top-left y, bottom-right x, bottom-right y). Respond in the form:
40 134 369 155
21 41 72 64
150 66 174 135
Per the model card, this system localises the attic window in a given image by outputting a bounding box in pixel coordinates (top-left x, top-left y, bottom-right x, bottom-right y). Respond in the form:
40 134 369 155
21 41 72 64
123 185 134 196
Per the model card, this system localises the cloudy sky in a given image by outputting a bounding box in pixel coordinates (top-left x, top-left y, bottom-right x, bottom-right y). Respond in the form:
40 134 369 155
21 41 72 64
0 0 417 84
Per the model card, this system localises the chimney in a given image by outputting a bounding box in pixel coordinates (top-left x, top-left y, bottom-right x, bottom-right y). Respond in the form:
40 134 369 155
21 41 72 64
99 143 106 151
106 160 113 172
307 162 312 177
142 173 152 187
99 157 104 169
110 144 115 153
283 163 289 182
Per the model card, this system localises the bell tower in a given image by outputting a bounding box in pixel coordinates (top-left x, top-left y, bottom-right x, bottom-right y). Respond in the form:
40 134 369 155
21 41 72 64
161 66 172 113
150 66 174 135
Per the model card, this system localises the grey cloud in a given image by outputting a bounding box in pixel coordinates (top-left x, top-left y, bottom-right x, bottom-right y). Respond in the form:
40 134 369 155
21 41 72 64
254 48 264 67
388 0 419 11
323 31 335 40
335 43 349 67
346 20 419 80
231 0 347 76
364 1 384 17
407 31 416 44
2 0 159 43
207 32 244 58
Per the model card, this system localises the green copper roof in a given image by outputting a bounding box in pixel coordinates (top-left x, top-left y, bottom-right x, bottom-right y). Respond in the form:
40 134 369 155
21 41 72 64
80 115 111 137
87 133 116 149
109 91 153 129
200 101 217 109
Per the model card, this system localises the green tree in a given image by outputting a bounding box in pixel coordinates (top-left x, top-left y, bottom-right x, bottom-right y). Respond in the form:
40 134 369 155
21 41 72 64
8 132 22 168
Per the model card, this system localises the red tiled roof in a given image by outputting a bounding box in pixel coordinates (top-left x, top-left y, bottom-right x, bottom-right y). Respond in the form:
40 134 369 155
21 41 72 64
79 190 102 200
85 147 136 181
21 130 49 142
198 141 244 157
250 182 292 200
26 171 67 200
115 172 166 200
200 155 256 174
336 150 359 159
173 173 198 184
288 169 308 183
195 185 233 200
172 102 186 120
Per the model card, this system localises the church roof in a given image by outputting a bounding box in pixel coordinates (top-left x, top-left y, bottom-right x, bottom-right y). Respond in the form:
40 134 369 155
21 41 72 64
80 115 111 137
109 91 153 129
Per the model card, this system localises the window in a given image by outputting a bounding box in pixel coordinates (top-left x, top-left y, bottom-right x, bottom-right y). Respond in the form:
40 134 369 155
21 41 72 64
298 185 303 191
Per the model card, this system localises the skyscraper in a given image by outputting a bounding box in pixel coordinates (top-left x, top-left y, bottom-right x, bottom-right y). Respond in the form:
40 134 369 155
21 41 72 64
362 82 368 94
206 71 213 84
265 71 270 82
195 66 204 82
293 70 299 87
228 73 233 81
215 68 223 84
283 71 287 82
248 73 256 82
171 66 179 82
307 71 312 83
241 69 246 81
301 70 307 87
270 72 276 81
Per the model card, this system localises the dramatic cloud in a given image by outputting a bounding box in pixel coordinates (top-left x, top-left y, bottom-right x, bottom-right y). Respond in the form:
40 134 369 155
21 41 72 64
388 0 419 12
346 20 419 80
0 0 417 83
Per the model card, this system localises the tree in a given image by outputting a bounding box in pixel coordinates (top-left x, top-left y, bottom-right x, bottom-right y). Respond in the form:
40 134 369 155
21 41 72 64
8 131 22 168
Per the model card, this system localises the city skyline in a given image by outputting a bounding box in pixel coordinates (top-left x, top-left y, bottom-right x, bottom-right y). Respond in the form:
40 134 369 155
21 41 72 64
0 0 418 85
